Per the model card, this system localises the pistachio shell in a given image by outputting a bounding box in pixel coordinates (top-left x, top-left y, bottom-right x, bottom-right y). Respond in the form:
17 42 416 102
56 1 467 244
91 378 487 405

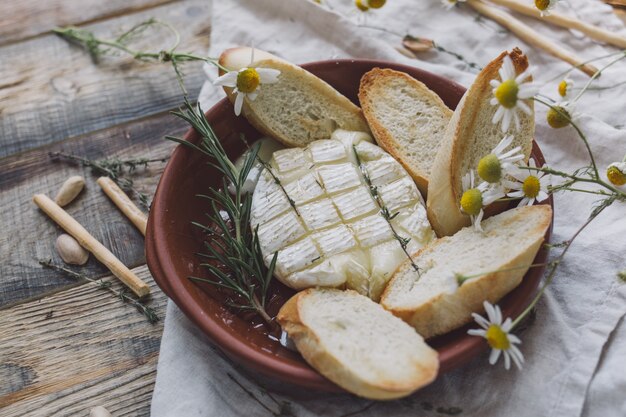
55 234 89 265
55 176 85 207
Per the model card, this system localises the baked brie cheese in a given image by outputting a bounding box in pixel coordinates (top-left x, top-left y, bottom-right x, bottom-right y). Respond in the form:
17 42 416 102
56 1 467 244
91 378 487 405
251 130 435 300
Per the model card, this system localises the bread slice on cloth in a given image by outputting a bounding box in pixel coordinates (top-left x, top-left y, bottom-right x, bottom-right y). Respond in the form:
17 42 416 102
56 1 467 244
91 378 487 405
427 48 535 237
277 288 439 400
381 205 551 339
359 68 453 196
218 47 370 147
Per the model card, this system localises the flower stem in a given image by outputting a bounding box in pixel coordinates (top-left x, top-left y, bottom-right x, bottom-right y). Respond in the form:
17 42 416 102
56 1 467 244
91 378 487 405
511 198 613 329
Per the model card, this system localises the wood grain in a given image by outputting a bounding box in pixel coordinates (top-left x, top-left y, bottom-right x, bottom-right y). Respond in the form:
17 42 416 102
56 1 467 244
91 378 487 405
0 110 188 307
0 265 166 416
0 0 212 158
0 0 177 46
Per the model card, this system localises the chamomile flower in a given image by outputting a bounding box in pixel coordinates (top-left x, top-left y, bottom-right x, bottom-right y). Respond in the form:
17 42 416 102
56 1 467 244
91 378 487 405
490 55 537 133
213 50 281 116
546 101 574 129
355 0 386 12
504 159 551 207
557 77 573 99
477 135 524 184
535 0 559 16
460 171 505 232
607 161 626 186
468 301 524 370
441 0 466 10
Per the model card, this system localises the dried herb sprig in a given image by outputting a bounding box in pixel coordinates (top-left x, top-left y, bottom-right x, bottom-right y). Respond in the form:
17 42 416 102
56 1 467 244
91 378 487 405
39 259 159 324
53 19 227 97
166 100 276 327
352 146 421 275
49 151 168 209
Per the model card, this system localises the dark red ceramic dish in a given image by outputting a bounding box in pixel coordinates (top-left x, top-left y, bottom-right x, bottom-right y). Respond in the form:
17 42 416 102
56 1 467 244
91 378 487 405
146 59 553 393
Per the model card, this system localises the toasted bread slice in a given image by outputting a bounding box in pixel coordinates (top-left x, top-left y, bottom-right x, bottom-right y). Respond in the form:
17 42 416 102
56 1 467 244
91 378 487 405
427 48 535 237
359 68 453 196
277 288 439 400
381 205 551 339
218 47 370 147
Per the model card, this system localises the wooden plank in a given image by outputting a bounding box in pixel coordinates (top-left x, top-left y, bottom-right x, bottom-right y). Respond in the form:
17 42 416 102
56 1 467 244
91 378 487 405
0 0 212 158
0 0 176 46
0 265 166 416
0 110 188 307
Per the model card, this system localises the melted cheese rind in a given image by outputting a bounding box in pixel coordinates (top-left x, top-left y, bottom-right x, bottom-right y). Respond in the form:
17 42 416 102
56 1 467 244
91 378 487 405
250 130 435 300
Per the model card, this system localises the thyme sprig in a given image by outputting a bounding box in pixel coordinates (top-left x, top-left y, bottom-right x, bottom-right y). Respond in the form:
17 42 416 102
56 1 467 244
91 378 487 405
49 151 168 209
39 259 159 324
352 145 421 275
165 100 276 326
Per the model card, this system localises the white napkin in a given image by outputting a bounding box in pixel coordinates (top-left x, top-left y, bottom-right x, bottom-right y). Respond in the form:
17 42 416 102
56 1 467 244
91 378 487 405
152 1 626 416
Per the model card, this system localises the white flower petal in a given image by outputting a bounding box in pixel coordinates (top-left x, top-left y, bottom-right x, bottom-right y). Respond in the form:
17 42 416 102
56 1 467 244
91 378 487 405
513 111 521 131
502 109 512 132
472 313 491 329
508 333 521 344
213 71 238 87
501 317 511 331
490 79 501 88
536 191 549 202
504 351 511 370
247 91 259 101
234 92 245 116
517 99 532 115
489 348 501 365
484 301 496 322
507 190 525 198
468 328 487 336
492 105 505 125
257 68 281 84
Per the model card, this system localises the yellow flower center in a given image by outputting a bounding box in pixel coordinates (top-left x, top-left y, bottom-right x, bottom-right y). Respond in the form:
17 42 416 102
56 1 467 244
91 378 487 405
236 68 260 94
607 166 626 186
495 79 519 109
546 106 570 129
522 175 541 198
367 0 386 8
486 325 511 350
460 188 483 216
477 154 502 183
355 0 369 11
535 0 550 11
558 80 568 97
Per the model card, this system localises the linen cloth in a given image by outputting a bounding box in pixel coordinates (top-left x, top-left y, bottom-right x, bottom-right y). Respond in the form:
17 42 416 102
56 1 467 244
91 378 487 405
151 1 626 416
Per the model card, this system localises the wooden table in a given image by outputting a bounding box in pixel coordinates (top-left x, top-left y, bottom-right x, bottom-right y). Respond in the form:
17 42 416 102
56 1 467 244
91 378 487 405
0 1 211 415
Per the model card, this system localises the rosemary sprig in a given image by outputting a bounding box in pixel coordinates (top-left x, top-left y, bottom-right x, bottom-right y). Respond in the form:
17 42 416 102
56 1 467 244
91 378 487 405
39 259 159 324
165 100 276 327
352 145 421 275
49 151 168 209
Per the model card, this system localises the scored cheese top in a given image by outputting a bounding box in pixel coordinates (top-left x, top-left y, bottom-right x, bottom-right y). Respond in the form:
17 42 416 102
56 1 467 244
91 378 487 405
251 130 435 300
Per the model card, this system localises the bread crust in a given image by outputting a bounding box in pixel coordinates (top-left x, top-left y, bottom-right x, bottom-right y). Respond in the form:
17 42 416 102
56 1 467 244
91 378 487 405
359 68 453 196
277 289 439 400
381 205 552 339
427 48 534 237
219 47 370 147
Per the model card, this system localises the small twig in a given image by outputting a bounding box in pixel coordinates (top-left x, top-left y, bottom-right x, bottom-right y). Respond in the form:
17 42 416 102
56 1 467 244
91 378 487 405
39 259 159 324
467 0 598 76
97 176 148 235
49 151 167 210
32 194 151 297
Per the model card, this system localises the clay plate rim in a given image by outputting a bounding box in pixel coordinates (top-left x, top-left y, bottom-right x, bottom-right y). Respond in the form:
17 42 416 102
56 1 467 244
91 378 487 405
146 58 553 392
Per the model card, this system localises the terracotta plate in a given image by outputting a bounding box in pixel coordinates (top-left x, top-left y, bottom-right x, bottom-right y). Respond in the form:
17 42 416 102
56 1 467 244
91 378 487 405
146 59 553 393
